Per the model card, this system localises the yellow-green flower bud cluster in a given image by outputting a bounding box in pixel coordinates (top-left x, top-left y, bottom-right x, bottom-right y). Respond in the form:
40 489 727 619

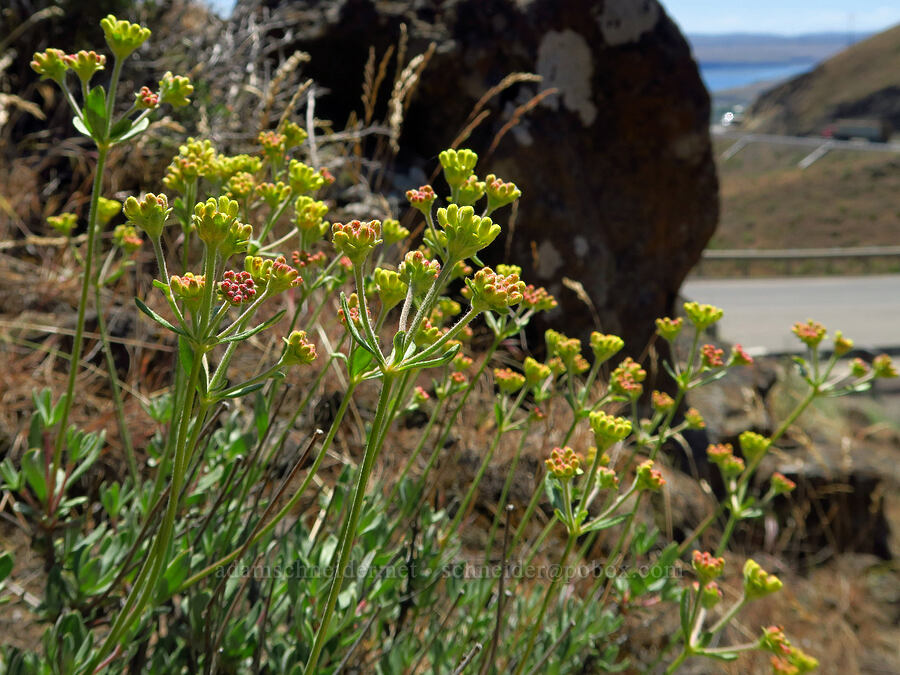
31 49 68 83
112 224 141 253
382 218 410 246
123 193 170 239
590 332 624 364
288 160 326 195
294 196 329 237
684 301 723 331
456 175 486 206
738 431 770 463
434 204 501 261
439 148 478 189
332 220 382 265
464 267 525 314
399 251 440 298
373 268 408 311
635 460 665 491
170 273 205 311
100 15 151 59
485 173 521 212
256 182 291 210
743 559 782 600
545 446 581 480
158 71 193 108
47 213 78 235
655 316 683 341
97 197 121 226
493 367 525 395
589 410 632 449
64 50 106 84
282 330 317 366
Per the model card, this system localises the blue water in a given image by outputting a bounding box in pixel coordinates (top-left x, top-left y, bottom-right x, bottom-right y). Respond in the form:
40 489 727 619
699 61 816 92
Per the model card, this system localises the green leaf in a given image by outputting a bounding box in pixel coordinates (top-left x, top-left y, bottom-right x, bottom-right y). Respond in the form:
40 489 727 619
253 391 269 442
21 448 47 504
72 115 92 137
661 359 679 384
698 648 739 662
543 472 565 515
339 292 376 355
402 342 461 372
349 347 375 379
0 551 13 582
218 309 286 344
159 549 191 598
83 86 108 141
218 381 266 399
0 459 22 492
178 336 194 377
32 388 53 426
581 513 629 533
109 115 150 144
679 587 690 635
135 296 187 336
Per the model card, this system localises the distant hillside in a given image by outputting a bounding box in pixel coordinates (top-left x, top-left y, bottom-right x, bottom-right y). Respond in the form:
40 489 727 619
687 32 861 65
746 23 900 136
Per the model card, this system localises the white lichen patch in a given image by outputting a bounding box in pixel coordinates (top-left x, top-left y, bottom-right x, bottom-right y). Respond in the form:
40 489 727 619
596 0 660 46
535 239 564 279
536 30 597 126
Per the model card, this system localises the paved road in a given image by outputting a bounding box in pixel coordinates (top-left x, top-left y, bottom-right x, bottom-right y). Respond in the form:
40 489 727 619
712 127 900 153
681 275 900 354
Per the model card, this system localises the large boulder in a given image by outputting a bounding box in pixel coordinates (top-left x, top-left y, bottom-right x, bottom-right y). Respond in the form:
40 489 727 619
240 0 718 349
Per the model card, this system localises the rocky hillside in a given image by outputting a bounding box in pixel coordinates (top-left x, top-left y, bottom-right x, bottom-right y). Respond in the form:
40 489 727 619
746 23 900 136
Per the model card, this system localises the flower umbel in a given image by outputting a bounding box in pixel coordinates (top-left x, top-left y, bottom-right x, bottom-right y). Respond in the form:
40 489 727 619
332 220 382 265
100 15 151 59
464 267 525 314
545 447 581 480
743 559 783 600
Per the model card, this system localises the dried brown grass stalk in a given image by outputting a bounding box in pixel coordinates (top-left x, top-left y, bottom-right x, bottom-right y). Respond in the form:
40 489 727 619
449 110 491 150
277 78 314 131
394 23 409 90
387 43 436 153
487 87 558 156
361 45 395 126
467 73 542 126
259 50 311 131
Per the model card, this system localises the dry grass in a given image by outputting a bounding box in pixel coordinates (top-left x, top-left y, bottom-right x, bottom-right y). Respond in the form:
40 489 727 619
703 139 900 276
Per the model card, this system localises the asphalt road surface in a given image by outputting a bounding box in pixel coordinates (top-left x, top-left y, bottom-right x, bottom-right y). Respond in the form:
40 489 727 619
681 275 900 354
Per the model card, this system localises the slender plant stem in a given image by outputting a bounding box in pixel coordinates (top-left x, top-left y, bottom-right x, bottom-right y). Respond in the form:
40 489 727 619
304 374 397 674
93 278 138 482
88 349 203 671
54 144 110 468
511 534 576 675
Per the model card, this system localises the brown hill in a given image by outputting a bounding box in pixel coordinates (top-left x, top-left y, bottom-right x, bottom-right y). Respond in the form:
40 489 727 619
746 23 900 136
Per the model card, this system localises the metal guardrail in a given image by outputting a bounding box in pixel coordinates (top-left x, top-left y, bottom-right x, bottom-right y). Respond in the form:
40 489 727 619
713 129 900 168
695 246 900 276
702 246 900 260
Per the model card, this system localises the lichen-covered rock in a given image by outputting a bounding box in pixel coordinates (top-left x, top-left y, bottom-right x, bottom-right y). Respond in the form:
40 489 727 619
239 0 718 349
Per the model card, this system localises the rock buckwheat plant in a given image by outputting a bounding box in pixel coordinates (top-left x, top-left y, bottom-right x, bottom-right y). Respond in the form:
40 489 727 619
3 13 898 675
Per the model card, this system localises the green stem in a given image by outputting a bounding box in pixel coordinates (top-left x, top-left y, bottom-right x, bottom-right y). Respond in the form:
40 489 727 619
442 420 505 549
388 395 445 504
179 380 357 592
483 421 532 557
54 143 110 469
511 534 577 675
93 280 138 482
304 374 396 675
664 648 690 675
87 347 203 671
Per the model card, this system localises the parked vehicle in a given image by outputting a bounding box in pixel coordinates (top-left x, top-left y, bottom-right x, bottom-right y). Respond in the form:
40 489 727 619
822 118 891 142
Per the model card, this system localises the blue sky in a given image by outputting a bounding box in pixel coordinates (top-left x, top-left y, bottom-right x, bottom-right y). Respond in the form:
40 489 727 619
660 1 900 35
